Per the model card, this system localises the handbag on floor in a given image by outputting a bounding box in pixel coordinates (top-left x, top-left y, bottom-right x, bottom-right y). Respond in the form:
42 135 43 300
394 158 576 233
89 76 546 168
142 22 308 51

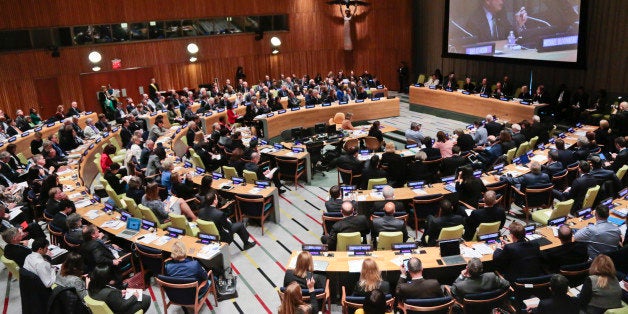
217 268 238 301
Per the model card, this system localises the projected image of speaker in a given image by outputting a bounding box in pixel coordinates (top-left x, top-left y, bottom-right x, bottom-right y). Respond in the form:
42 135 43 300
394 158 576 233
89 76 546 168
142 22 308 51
314 123 327 135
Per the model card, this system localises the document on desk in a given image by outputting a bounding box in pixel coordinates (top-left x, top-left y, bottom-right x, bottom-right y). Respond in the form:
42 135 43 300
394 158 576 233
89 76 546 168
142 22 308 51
138 233 158 244
197 244 221 260
348 259 364 273
101 220 125 230
531 155 547 163
369 192 384 200
471 243 494 255
412 188 427 196
248 188 261 194
568 284 583 297
9 207 23 220
153 236 171 246
461 246 483 259
75 199 93 208
85 209 101 219
356 195 366 202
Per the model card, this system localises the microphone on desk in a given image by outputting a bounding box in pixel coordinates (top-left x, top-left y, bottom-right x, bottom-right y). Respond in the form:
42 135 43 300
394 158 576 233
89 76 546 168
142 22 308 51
450 20 475 38
526 16 552 27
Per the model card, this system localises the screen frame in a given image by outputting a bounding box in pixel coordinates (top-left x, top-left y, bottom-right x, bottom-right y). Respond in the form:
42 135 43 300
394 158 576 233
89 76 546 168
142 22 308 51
442 0 588 69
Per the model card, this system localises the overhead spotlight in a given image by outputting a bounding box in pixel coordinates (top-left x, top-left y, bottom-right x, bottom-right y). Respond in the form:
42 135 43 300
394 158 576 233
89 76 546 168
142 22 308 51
187 43 199 54
88 51 102 63
189 56 198 63
272 49 280 55
270 36 282 47
92 66 101 72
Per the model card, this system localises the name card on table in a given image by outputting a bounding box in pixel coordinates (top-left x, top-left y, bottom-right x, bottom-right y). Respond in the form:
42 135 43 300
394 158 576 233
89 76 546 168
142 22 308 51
232 177 244 185
337 101 347 105
198 233 218 244
377 85 384 89
35 126 42 132
405 144 418 149
466 124 474 130
360 149 371 155
500 97 509 101
480 94 489 98
407 181 424 189
558 133 566 138
83 150 89 156
266 113 274 117
102 132 109 137
166 227 184 238
414 84 422 87
429 85 436 90
141 219 156 230
150 112 158 116
85 111 93 115
537 144 546 150
274 143 283 150
260 139 268 145
520 100 530 105
212 172 223 179
47 122 56 127
216 108 225 113
7 137 16 143
195 167 205 174
568 128 575 133
355 99 364 103
204 112 213 116
89 143 95 149
292 147 304 153
255 180 270 189
291 107 300 111
372 97 380 101
445 88 454 92
184 161 193 168
278 109 287 114
305 105 315 109
576 123 582 128
21 131 30 137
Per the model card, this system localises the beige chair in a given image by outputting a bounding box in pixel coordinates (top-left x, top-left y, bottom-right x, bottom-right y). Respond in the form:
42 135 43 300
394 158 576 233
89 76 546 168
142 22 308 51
367 178 387 190
1 256 19 280
532 199 574 225
221 166 238 180
122 196 143 219
528 136 539 149
514 141 529 158
473 221 502 241
616 165 628 181
336 232 362 251
582 185 600 210
168 213 199 237
376 231 403 251
437 225 464 241
363 136 381 151
138 204 172 229
196 219 220 240
506 147 517 164
243 170 258 184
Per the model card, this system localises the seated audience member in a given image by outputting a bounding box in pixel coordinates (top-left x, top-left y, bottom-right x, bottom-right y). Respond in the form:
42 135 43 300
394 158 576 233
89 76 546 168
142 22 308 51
380 143 405 187
244 152 286 194
159 160 174 191
278 280 318 314
55 252 87 298
608 137 628 173
368 121 384 146
372 186 405 213
441 145 469 177
100 144 116 173
23 238 56 287
341 112 355 130
360 155 386 190
125 176 145 206
372 202 409 245
492 221 544 282
588 155 622 194
83 118 100 138
51 199 74 233
421 136 441 160
424 74 440 87
2 227 32 267
170 172 196 200
145 146 166 178
141 182 168 222
396 257 444 302
356 289 388 314
65 213 84 244
463 191 506 241
88 264 151 314
510 124 526 147
578 255 622 314
484 115 503 137
517 85 533 101
541 225 588 273
497 130 516 153
332 146 363 180
30 131 44 155
421 199 464 246
283 251 326 290
164 241 210 297
530 274 579 314
451 258 510 300
454 129 475 152
455 165 486 209
320 201 369 251
104 163 127 195
433 131 454 158
475 78 489 95
574 204 621 259
554 161 599 214
405 122 424 144
554 139 576 167
353 258 390 296
542 150 565 179
472 120 488 146
197 190 256 250
45 187 67 216
325 185 343 212
500 161 550 191
406 151 433 182
81 225 129 281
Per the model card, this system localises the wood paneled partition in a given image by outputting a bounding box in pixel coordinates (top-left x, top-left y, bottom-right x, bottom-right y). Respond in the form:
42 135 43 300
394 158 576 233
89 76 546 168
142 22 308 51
0 0 413 118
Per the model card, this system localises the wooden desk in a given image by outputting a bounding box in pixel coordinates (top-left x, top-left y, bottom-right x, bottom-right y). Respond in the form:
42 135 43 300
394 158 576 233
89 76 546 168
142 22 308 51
78 130 122 188
256 98 400 139
140 111 171 130
198 107 247 133
0 112 97 159
409 86 548 122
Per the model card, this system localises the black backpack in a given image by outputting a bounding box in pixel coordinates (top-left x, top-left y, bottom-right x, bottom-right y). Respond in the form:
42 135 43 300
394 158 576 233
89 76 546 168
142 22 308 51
47 285 91 314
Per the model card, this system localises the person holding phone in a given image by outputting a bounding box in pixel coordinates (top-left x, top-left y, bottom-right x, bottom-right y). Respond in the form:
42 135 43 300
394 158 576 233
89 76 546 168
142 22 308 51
450 257 510 300
283 251 326 290
396 257 443 302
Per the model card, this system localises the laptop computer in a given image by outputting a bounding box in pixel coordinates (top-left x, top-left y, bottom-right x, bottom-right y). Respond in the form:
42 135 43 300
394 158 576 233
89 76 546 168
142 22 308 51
118 217 141 239
439 239 465 265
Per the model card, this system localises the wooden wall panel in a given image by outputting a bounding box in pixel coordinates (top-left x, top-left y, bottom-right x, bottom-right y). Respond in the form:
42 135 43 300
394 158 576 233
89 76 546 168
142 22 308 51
413 0 628 96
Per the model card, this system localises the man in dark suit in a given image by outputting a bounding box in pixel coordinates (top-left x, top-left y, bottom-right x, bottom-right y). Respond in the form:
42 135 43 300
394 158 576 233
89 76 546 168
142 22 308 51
475 78 490 95
51 199 73 233
464 0 525 42
500 161 550 190
528 115 550 144
148 78 160 101
325 185 343 212
372 202 408 245
45 187 65 216
462 77 475 93
608 137 628 173
572 137 591 161
396 257 444 302
451 258 510 300
542 150 565 180
81 225 131 287
440 145 469 177
119 118 132 148
589 155 621 197
1 227 32 267
531 274 579 313
511 124 526 147
186 121 200 147
320 201 369 251
484 115 503 137
555 139 576 167
463 191 506 241
197 190 255 250
541 225 588 273
333 146 363 174
492 221 544 282
244 152 285 194
554 161 599 214
66 101 82 117
422 199 465 246
454 129 475 152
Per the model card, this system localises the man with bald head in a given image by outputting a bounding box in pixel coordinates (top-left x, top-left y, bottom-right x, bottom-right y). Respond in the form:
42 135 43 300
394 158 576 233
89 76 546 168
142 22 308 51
372 202 409 246
463 190 506 240
541 224 588 273
321 201 369 251
372 185 405 213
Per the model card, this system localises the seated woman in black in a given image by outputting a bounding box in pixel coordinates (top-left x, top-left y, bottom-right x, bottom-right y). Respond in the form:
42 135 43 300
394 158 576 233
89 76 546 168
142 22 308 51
88 264 151 314
498 130 516 153
125 176 145 206
227 148 245 177
367 121 384 150
104 163 127 195
455 165 487 210
352 258 390 296
360 155 387 190
421 136 442 160
283 251 326 290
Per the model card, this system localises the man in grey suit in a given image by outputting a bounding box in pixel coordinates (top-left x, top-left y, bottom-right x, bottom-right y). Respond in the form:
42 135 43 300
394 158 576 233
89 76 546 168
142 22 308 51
372 202 409 246
499 161 550 190
451 258 510 300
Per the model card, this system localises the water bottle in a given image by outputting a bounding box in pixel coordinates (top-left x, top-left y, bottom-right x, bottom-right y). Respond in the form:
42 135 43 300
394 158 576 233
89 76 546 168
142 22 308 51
507 31 516 46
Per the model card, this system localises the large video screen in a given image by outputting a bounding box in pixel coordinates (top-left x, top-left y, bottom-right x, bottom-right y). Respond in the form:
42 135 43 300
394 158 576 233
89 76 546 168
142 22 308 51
444 0 586 66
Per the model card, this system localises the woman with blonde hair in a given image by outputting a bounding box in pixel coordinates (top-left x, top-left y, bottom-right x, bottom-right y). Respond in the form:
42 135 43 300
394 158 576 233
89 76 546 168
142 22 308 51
579 254 622 313
352 258 390 296
278 280 318 314
283 251 326 289
164 241 210 299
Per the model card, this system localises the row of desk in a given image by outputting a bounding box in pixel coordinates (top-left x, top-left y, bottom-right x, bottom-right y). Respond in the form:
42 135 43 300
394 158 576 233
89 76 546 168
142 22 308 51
409 86 548 123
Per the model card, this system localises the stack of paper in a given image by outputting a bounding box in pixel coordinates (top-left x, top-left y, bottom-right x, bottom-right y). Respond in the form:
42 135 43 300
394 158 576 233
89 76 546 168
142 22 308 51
471 243 494 255
348 259 364 273
138 233 158 244
154 236 171 246
197 244 221 259
85 209 101 219
461 246 482 259
75 199 93 208
413 188 427 196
